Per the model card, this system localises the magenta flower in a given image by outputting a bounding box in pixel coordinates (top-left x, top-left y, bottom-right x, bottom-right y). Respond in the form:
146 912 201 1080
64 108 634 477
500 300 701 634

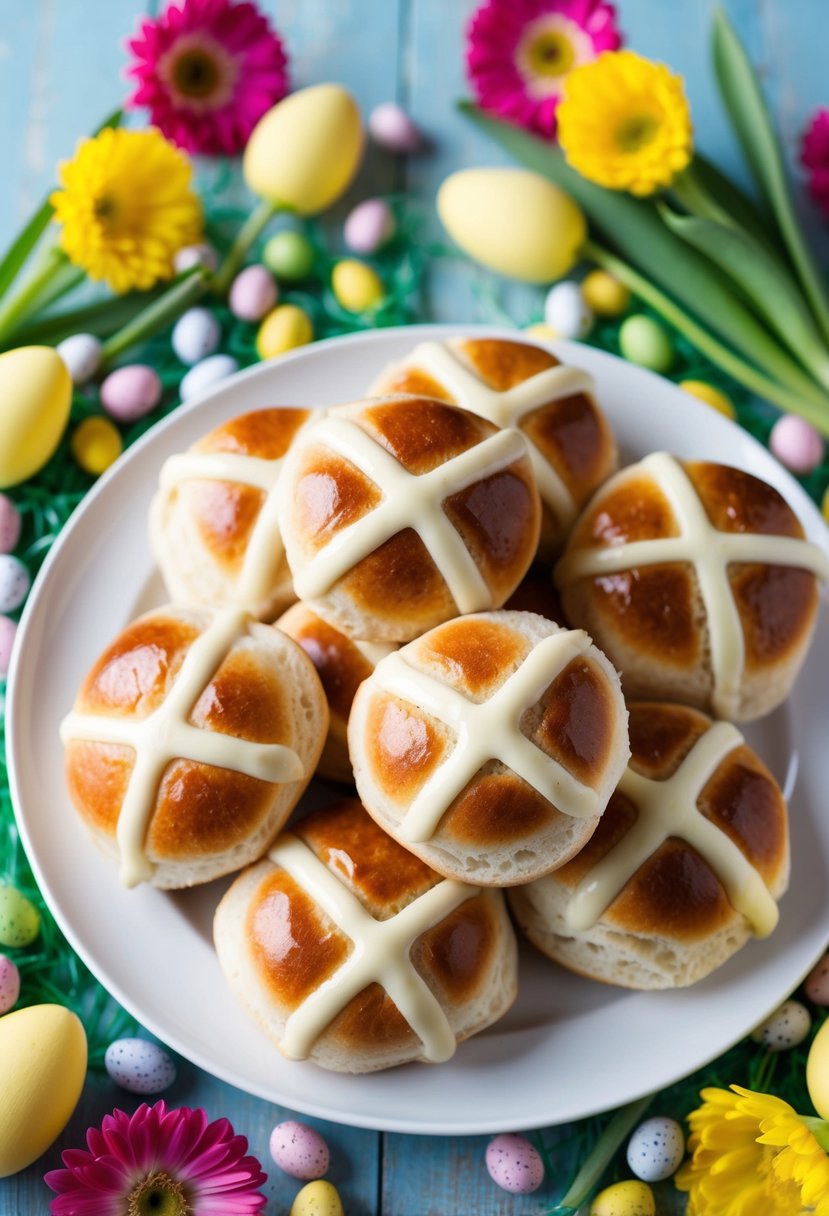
45 1101 267 1215
466 0 622 140
801 107 829 219
125 0 290 157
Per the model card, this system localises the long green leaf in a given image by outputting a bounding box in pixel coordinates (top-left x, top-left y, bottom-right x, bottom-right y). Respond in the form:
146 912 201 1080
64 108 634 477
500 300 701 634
459 101 829 411
691 153 780 251
712 6 829 346
0 198 54 299
5 290 167 349
659 204 829 389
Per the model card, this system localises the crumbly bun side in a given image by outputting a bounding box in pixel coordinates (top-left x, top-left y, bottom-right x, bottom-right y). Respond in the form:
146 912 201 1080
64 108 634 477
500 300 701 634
349 610 630 886
213 798 519 1072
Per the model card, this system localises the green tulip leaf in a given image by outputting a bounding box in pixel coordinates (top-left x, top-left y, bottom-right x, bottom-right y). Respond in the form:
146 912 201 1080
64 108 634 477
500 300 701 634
0 199 54 301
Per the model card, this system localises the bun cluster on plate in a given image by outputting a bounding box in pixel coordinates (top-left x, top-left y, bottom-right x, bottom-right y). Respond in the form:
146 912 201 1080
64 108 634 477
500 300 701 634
61 335 828 1072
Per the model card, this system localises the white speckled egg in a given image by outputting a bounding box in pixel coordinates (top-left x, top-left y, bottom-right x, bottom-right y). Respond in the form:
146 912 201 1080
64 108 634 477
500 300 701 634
229 265 278 322
0 955 20 1014
0 555 29 613
0 495 21 554
100 365 162 423
270 1120 329 1180
56 333 102 386
752 999 812 1050
172 307 221 366
104 1037 176 1094
806 955 829 1005
0 616 17 679
344 199 396 254
368 102 421 153
626 1116 685 1182
485 1133 544 1194
180 354 239 403
173 243 218 273
290 1179 344 1216
544 281 594 340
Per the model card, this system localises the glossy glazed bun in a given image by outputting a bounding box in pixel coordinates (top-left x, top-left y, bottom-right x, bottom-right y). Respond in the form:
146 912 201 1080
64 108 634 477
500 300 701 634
213 798 518 1072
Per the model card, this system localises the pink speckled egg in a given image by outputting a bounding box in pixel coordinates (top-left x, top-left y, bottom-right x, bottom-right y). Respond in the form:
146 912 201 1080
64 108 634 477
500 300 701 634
344 199 396 254
0 616 17 678
0 954 20 1013
770 414 824 474
100 365 162 423
229 265 278 322
270 1120 330 1180
485 1133 544 1194
368 102 421 153
806 954 829 1005
0 495 21 554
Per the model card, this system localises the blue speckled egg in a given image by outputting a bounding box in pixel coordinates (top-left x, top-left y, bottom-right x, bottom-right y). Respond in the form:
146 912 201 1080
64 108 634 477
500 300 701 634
172 308 221 366
626 1116 685 1182
104 1037 177 1094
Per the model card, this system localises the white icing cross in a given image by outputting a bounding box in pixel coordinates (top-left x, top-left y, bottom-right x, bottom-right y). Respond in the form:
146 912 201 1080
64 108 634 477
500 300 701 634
271 832 479 1063
285 414 532 615
369 629 607 844
61 608 304 888
554 452 829 718
410 339 597 526
566 720 779 937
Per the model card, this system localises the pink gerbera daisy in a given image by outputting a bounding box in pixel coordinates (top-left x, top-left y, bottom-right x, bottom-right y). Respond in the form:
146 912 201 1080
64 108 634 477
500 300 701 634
466 0 622 140
801 107 829 220
45 1101 267 1215
125 0 289 157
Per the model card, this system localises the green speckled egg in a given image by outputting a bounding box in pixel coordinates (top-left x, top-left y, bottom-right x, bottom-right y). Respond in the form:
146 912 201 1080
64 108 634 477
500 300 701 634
0 887 40 949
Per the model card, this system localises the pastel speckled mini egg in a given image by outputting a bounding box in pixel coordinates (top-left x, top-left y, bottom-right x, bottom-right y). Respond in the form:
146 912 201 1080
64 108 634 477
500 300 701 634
0 494 22 554
270 1120 330 1180
0 955 20 1013
104 1037 176 1094
626 1116 685 1182
485 1133 544 1194
0 555 29 613
806 955 829 1005
290 1179 344 1216
0 886 40 948
752 999 812 1050
591 1180 656 1216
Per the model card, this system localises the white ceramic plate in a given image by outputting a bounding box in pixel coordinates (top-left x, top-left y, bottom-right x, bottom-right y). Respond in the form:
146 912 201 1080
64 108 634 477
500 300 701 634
7 325 829 1135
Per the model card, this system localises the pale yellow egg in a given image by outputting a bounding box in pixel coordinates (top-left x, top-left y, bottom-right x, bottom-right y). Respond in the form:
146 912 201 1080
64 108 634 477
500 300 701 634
437 167 586 284
590 1179 656 1216
524 322 560 343
0 346 72 488
0 1003 87 1177
807 1015 829 1119
581 270 630 317
678 380 736 420
256 304 314 360
244 84 365 216
290 1179 344 1216
332 259 385 312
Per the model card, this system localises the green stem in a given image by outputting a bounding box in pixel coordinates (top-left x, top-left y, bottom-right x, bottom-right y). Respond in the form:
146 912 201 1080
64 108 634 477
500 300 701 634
5 289 168 349
99 267 208 368
213 197 280 294
0 198 55 300
583 238 829 435
0 244 71 345
551 1095 653 1214
672 165 735 227
29 262 86 316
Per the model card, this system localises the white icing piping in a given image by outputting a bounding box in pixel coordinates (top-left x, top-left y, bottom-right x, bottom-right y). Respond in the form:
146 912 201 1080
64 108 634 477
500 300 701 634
270 832 479 1062
369 629 604 844
555 453 829 718
566 720 779 937
61 609 304 887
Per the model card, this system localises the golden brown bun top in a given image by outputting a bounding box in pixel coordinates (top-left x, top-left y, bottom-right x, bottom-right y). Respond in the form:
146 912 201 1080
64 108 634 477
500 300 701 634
554 701 788 940
276 602 377 723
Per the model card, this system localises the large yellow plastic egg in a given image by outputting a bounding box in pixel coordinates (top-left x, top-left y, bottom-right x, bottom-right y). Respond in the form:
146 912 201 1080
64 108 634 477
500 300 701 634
0 346 72 488
0 1003 87 1177
807 1016 829 1119
437 167 586 284
244 84 365 216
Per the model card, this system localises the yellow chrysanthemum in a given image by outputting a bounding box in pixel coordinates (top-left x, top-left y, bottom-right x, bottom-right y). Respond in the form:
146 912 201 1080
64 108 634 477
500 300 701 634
557 49 693 196
675 1085 829 1216
51 127 202 293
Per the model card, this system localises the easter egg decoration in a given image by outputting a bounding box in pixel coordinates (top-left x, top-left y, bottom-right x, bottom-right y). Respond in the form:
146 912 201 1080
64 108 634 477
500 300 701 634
263 231 316 282
485 1133 545 1195
290 1179 344 1216
805 954 829 1005
626 1116 685 1182
438 167 586 284
618 315 674 373
256 304 313 359
590 1180 656 1216
179 355 239 403
173 243 218 273
0 556 30 614
0 617 16 679
0 1003 87 1177
0 886 40 948
0 347 72 488
807 1016 829 1119
581 270 630 316
171 308 221 366
270 1120 330 1181
104 1038 177 1095
0 956 20 1014
678 380 737 420
229 265 278 322
770 414 825 475
331 259 385 312
0 495 21 554
70 417 123 476
344 199 396 254
100 365 163 424
751 999 812 1050
56 333 102 387
544 281 594 339
369 102 422 153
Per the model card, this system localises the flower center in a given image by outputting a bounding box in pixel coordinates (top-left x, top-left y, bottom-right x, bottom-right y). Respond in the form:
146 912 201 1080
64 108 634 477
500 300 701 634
93 194 118 225
128 1171 191 1216
527 30 575 77
157 34 238 112
516 15 591 98
615 113 661 152
172 50 221 99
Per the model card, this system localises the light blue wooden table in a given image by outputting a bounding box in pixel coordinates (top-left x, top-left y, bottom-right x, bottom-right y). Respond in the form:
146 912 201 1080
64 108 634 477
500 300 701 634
0 1 825 1212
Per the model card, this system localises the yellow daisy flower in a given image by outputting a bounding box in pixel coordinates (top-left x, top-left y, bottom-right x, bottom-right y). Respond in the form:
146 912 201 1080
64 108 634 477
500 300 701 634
51 127 202 293
675 1085 829 1216
557 49 693 196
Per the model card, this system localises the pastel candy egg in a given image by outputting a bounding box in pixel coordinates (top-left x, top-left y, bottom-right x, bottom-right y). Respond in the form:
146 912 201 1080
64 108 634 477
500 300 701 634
180 354 239 403
100 365 162 423
270 1120 330 1180
344 199 396 254
0 495 21 554
0 956 20 1014
485 1133 544 1194
438 167 586 284
229 265 278 322
369 101 422 153
56 333 102 386
256 305 313 360
71 417 123 476
805 954 829 1004
822 484 829 525
0 617 17 678
752 998 811 1050
544 281 594 340
770 414 824 475
290 1179 344 1216
332 259 385 312
619 315 674 373
0 887 40 948
524 322 560 344
171 308 221 366
581 270 630 316
807 1016 829 1119
626 1116 685 1182
173 243 218 273
104 1037 176 1094
0 346 72 488
0 1004 86 1177
262 231 315 282
591 1180 656 1216
0 556 30 613
679 379 736 420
